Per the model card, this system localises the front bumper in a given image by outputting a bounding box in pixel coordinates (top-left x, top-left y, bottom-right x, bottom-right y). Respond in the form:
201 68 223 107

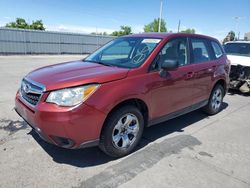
15 90 106 149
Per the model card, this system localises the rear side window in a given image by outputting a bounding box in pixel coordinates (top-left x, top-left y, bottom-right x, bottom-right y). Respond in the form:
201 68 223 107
191 38 211 63
211 41 223 58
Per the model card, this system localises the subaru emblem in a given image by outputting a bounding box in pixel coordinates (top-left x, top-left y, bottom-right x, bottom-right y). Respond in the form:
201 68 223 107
23 82 30 93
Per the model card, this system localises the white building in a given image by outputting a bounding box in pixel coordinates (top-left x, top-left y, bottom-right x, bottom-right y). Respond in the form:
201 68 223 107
244 32 250 41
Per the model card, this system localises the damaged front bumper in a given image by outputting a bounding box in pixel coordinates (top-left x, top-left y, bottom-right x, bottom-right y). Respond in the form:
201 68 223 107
229 65 250 93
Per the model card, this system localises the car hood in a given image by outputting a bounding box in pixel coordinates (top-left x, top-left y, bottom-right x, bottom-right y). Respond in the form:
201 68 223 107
227 55 250 67
26 61 129 91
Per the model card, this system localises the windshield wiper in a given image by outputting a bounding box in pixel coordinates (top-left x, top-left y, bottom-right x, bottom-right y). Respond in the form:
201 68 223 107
83 60 113 67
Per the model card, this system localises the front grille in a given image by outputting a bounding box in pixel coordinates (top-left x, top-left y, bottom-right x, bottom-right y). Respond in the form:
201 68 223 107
20 79 45 106
21 90 41 105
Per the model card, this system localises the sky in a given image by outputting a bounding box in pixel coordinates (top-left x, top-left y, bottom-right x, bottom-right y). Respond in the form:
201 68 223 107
0 0 249 40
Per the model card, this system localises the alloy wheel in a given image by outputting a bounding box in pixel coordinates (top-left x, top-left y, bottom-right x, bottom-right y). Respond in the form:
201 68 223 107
112 113 139 149
211 88 223 111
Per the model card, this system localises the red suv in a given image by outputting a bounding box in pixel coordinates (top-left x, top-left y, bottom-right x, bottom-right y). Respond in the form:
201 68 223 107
15 33 230 157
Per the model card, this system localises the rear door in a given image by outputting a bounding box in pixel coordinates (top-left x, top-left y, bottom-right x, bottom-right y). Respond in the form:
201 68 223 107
189 37 217 104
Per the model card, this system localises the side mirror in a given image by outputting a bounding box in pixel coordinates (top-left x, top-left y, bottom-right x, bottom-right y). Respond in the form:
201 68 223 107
161 59 179 71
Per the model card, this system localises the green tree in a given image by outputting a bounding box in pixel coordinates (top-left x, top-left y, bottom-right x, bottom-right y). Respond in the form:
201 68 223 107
111 31 119 36
144 18 167 32
5 18 45 30
181 28 195 34
30 20 45 30
6 18 29 29
5 22 17 28
111 25 132 36
120 26 131 35
223 31 236 44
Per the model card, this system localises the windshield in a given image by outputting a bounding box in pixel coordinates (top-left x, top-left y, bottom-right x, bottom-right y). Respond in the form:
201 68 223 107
224 43 250 57
85 37 162 68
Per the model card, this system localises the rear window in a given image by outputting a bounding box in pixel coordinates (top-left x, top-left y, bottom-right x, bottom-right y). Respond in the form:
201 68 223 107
211 41 223 58
224 43 250 57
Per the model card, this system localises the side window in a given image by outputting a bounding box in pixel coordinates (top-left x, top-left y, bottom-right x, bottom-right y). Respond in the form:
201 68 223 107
150 37 188 71
161 38 188 66
211 41 223 58
191 38 211 63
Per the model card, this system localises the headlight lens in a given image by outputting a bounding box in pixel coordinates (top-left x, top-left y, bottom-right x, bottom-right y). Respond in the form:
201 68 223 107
46 84 100 106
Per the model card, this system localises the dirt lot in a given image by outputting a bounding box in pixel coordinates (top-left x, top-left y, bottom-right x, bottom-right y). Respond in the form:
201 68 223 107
0 55 250 188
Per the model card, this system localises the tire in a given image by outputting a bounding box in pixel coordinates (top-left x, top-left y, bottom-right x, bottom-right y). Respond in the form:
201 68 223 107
203 84 225 115
99 105 144 157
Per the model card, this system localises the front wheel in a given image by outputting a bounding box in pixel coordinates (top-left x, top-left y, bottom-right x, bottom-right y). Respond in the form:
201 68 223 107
99 105 144 157
203 84 224 115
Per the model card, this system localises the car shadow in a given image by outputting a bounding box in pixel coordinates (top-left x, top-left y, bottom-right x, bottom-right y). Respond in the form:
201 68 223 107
227 89 250 97
29 130 115 167
28 102 228 168
139 102 228 147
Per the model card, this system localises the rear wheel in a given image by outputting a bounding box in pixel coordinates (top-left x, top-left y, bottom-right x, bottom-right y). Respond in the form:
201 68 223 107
99 105 144 157
203 84 224 115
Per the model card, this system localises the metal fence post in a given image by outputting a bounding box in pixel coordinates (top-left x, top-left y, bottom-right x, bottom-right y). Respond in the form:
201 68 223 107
24 29 27 55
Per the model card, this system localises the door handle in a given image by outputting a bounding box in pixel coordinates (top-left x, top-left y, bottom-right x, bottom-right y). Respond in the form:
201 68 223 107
185 72 194 79
207 65 216 72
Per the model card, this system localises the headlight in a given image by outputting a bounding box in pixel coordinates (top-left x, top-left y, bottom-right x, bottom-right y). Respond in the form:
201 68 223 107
46 84 100 106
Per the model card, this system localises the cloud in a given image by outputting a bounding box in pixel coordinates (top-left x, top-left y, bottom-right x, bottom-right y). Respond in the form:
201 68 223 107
0 17 13 26
132 25 144 33
0 21 7 27
3 16 11 20
46 24 145 34
45 24 116 34
168 26 203 34
203 29 230 41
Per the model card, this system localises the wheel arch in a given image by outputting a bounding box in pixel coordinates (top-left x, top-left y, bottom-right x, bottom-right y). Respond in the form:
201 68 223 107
212 79 227 96
100 98 149 135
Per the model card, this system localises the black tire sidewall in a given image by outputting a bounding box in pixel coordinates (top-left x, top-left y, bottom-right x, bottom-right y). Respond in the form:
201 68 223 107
208 84 224 115
100 105 144 157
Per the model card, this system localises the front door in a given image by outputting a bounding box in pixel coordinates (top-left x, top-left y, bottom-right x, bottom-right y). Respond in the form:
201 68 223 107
149 37 196 120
